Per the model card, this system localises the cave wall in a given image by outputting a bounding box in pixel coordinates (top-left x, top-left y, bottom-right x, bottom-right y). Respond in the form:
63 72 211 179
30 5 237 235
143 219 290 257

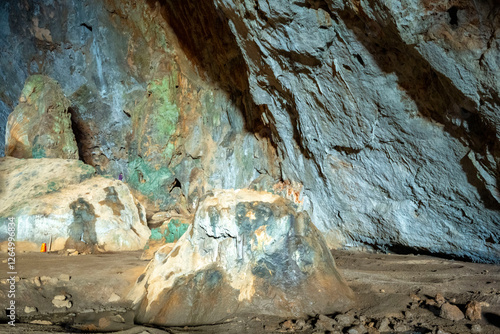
0 0 499 262
210 0 500 261
0 0 279 215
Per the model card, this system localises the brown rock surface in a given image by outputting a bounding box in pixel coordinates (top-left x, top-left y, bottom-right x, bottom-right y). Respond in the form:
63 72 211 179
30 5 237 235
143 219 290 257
465 300 482 321
439 302 465 321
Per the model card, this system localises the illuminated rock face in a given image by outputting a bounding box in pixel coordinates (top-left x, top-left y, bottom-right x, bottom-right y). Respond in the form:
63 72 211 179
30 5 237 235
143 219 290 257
5 75 78 160
209 0 500 262
131 189 354 326
0 157 150 252
0 0 499 262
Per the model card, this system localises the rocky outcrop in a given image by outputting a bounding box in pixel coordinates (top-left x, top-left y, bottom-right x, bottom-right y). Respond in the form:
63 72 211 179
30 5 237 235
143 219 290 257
0 0 279 216
0 0 499 262
207 0 500 262
131 189 354 326
0 157 150 252
5 75 78 159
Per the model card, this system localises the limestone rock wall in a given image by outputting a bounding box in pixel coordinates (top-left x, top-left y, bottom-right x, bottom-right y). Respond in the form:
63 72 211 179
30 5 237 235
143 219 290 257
5 75 78 159
0 0 279 216
209 0 500 262
0 0 499 262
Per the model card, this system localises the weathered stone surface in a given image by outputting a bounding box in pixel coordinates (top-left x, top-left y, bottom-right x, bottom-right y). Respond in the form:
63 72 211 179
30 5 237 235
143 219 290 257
141 217 191 260
0 0 499 263
440 303 464 321
0 0 279 217
131 189 354 326
5 75 78 159
0 157 150 252
208 0 500 262
465 300 482 321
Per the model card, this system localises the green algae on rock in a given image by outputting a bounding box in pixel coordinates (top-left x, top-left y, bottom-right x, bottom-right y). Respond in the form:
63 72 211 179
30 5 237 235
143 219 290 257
5 75 78 159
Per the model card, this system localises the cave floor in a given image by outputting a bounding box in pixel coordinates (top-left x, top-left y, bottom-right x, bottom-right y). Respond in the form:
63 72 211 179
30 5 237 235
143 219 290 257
0 250 498 333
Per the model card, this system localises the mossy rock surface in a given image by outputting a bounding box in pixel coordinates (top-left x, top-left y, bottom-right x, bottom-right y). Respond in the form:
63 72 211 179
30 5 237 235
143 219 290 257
5 75 78 159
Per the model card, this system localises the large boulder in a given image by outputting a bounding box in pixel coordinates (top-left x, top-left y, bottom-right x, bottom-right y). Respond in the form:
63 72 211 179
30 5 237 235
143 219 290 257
131 189 354 326
0 157 150 252
5 75 78 159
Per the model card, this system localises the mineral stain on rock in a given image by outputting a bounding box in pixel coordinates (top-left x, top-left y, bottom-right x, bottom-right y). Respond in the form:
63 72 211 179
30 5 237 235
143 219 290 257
69 198 98 245
99 186 125 216
131 190 354 326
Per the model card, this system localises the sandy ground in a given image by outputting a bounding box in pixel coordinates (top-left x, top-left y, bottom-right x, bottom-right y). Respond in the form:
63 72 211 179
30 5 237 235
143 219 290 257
0 250 498 333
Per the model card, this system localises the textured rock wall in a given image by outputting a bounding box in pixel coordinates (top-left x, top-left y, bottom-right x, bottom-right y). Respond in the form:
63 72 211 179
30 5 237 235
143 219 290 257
208 0 500 262
0 157 150 252
5 75 78 159
0 0 279 215
1 0 499 262
131 190 354 326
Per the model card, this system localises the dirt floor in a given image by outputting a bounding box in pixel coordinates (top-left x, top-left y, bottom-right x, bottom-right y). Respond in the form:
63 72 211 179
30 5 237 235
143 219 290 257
0 250 498 333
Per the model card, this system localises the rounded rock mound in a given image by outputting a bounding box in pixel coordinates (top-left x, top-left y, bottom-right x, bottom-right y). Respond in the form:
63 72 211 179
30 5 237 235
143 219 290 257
131 189 354 326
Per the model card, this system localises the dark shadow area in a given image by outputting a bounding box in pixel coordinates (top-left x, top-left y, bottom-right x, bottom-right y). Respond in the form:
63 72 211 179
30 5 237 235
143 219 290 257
382 244 472 262
484 312 500 329
447 6 459 26
68 107 85 162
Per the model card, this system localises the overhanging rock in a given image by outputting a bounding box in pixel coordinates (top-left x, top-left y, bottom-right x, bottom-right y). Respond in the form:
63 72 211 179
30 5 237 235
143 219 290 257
131 189 354 326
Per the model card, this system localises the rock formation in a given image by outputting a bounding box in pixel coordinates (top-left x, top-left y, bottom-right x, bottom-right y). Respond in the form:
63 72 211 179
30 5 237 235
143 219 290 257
208 0 500 262
0 0 498 262
131 189 354 326
141 216 191 260
5 75 78 159
0 157 150 252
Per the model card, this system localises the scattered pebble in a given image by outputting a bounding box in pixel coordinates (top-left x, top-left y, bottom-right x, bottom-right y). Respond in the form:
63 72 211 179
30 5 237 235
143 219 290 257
59 274 71 282
465 300 482 321
471 324 482 333
33 276 42 287
409 293 420 303
377 318 391 332
30 320 53 325
347 324 367 334
53 294 67 301
426 299 437 306
41 276 58 284
279 319 293 330
52 295 72 308
108 293 121 302
316 314 336 330
435 293 446 306
296 318 309 330
24 306 37 314
404 310 414 319
440 302 464 321
436 328 450 334
335 313 355 327
367 327 380 334
393 323 408 332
